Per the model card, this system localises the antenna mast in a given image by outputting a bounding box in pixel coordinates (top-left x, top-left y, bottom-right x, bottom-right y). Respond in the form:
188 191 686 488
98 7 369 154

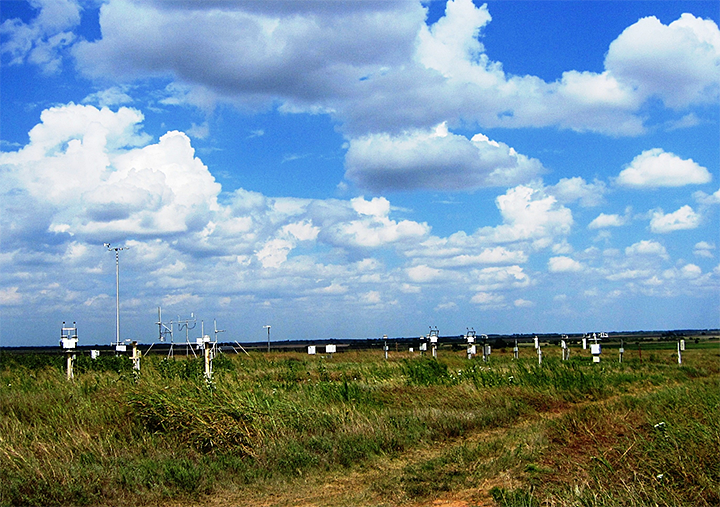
105 243 126 349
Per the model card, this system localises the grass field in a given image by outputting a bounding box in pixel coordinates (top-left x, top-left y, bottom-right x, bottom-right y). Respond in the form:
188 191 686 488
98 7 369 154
1 338 718 506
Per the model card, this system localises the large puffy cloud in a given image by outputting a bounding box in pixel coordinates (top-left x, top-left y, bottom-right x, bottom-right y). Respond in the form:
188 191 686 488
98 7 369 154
0 104 221 239
344 123 544 192
605 13 720 108
616 148 712 188
73 0 425 110
478 185 573 245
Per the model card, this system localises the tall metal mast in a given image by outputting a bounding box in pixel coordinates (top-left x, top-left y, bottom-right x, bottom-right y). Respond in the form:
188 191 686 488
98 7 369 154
105 243 126 348
263 325 271 352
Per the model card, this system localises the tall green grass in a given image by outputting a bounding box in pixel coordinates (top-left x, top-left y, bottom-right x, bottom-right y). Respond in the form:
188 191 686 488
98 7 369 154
0 346 717 506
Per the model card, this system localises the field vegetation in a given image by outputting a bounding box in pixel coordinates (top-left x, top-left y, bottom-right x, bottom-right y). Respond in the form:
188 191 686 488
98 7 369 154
1 338 718 506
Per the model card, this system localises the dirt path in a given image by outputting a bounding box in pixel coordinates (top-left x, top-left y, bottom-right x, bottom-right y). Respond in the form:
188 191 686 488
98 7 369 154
162 385 666 507
157 415 544 507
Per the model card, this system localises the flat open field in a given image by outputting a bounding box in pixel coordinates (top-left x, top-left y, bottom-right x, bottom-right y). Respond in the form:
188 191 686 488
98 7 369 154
1 338 718 506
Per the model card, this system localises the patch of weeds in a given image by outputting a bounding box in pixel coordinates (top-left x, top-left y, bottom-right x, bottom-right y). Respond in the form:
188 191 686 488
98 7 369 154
490 486 540 507
127 387 256 454
0 352 62 371
77 354 132 374
156 357 204 380
212 353 235 372
402 358 450 386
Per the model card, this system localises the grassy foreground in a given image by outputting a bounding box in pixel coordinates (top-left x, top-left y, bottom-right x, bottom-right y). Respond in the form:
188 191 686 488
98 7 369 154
1 341 718 506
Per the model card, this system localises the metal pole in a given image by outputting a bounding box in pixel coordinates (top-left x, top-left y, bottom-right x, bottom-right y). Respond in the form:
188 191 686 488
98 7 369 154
115 249 120 348
105 244 125 350
264 325 271 352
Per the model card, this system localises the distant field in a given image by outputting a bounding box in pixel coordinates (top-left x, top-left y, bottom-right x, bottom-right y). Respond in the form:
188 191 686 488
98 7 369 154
1 338 718 506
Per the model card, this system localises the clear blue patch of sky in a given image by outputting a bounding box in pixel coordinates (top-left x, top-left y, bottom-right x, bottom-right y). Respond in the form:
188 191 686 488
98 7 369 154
194 106 348 199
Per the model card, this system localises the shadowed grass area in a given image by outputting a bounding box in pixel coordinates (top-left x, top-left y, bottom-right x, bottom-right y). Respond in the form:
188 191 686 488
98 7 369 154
0 342 718 506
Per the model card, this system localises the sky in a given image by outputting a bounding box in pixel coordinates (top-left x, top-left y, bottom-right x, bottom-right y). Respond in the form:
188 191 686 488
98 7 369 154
1 0 719 347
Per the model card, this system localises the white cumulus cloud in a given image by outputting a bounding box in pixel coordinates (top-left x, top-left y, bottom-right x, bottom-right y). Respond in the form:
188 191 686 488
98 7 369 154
605 13 720 109
650 205 701 233
0 104 224 240
344 124 544 192
478 185 573 245
617 148 711 188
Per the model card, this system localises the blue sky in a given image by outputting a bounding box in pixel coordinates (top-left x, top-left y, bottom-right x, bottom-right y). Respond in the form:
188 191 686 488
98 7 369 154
1 0 718 347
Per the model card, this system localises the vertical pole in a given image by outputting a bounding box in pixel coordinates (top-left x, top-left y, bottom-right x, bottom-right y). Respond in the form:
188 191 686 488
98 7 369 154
205 345 212 380
115 250 120 348
538 345 542 365
384 335 388 360
677 341 682 365
66 352 74 380
513 339 519 360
